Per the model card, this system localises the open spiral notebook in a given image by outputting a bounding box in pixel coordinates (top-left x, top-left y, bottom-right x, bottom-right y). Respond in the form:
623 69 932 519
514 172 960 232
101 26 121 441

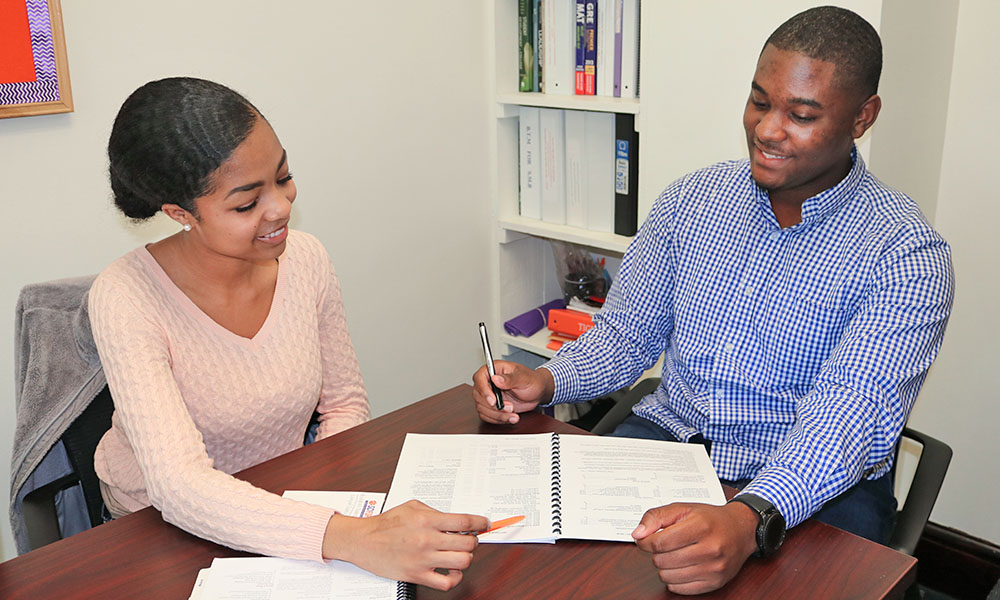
384 433 727 544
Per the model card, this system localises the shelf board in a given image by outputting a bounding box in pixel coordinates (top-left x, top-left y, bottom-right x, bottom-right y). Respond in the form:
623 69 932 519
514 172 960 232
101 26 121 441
500 329 557 359
499 216 633 254
497 92 640 114
502 329 665 387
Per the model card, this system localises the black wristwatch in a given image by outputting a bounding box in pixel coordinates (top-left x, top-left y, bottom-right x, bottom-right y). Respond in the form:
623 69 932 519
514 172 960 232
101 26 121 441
729 493 786 558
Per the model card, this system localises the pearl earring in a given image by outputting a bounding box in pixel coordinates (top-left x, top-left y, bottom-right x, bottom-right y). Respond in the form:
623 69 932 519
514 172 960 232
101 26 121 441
183 224 192 232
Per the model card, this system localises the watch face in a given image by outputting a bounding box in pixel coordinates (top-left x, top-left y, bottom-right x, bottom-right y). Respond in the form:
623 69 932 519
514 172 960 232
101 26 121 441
761 512 786 555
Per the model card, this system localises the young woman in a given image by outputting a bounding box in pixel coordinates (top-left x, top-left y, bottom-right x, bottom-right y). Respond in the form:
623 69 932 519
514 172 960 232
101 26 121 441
90 77 486 591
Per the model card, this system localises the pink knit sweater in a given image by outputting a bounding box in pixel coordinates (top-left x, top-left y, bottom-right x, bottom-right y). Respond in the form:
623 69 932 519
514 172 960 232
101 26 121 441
89 230 369 562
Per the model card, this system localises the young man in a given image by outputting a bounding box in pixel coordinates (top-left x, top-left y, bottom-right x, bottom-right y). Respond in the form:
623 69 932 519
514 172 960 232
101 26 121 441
472 6 953 595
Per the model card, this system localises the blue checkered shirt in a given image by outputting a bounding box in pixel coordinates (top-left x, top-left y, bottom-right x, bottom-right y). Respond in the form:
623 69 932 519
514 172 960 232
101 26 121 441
544 149 954 528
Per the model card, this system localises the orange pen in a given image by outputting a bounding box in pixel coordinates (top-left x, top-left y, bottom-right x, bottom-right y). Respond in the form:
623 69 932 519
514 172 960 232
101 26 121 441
477 515 525 534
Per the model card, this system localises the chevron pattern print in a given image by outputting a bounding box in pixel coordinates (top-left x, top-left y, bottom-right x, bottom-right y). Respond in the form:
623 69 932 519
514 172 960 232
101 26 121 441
0 0 61 106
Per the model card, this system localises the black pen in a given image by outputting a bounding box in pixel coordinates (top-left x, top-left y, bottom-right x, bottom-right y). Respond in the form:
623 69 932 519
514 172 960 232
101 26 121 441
478 322 504 410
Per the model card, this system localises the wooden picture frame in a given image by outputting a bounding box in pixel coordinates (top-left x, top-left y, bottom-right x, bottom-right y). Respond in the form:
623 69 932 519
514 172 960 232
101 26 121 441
0 0 73 119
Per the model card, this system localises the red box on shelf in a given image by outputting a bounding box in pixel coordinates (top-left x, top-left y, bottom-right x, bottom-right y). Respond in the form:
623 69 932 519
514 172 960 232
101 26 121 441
548 308 594 339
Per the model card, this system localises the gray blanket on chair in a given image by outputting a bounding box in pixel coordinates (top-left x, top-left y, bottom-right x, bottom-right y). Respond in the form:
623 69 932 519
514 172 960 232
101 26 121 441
9 275 107 554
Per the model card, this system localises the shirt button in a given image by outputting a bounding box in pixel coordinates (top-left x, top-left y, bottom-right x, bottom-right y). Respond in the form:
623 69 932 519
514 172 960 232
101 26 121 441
715 391 725 400
744 285 754 296
724 342 735 353
769 231 781 241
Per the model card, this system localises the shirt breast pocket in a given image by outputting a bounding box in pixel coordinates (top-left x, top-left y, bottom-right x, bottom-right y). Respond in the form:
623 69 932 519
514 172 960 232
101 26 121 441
756 292 853 386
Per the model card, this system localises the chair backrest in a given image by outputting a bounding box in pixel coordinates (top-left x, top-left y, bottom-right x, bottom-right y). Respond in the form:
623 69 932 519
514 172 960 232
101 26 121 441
590 377 661 436
61 385 115 527
889 427 953 556
21 385 114 549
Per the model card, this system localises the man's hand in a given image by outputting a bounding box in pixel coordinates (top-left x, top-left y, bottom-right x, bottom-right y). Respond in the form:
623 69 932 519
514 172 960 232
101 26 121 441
324 499 489 591
632 502 760 595
471 361 554 424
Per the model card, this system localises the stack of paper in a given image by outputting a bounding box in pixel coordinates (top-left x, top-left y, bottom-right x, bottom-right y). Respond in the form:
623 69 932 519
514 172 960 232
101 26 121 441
188 491 410 600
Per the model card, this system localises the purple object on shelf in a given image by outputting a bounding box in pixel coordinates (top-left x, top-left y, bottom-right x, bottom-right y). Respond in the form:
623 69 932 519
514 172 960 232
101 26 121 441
503 299 566 337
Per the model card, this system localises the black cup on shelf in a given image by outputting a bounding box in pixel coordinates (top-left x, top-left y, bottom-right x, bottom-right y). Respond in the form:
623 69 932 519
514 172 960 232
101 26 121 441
563 272 605 303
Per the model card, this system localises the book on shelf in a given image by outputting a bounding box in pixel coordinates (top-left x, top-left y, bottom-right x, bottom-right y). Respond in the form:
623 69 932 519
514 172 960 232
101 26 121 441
383 433 726 544
596 0 613 96
612 0 623 97
564 109 587 228
584 110 615 232
187 491 410 600
518 0 535 92
574 0 586 94
539 107 567 224
520 108 618 234
543 0 573 95
583 0 597 95
614 112 639 236
523 0 635 99
518 106 542 219
533 0 542 91
619 0 640 98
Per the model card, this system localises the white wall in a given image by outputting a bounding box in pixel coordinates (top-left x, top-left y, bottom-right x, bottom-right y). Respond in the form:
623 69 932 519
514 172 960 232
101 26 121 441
905 0 1000 545
0 1 492 559
871 0 959 223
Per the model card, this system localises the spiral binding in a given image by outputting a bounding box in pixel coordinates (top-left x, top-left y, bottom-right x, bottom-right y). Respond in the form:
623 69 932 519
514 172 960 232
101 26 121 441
397 581 414 599
550 433 562 535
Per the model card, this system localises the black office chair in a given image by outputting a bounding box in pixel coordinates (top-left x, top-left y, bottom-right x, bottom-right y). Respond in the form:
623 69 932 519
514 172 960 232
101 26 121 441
590 377 661 436
21 385 114 550
590 377 952 556
888 427 952 556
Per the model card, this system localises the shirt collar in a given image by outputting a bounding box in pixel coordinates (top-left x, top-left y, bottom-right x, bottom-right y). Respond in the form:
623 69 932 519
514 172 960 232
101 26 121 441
751 146 866 226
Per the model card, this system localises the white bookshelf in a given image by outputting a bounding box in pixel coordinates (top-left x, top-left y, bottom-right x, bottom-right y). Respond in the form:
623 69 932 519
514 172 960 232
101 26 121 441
501 328 556 359
489 0 641 368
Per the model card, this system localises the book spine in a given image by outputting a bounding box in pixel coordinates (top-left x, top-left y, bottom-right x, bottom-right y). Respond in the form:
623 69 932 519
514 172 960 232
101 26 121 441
519 106 542 219
584 111 615 232
519 0 534 92
539 108 567 224
574 0 586 94
533 0 543 91
544 0 572 94
613 0 623 97
596 0 612 97
614 113 639 236
550 433 562 536
620 0 639 98
564 109 587 229
584 1 597 95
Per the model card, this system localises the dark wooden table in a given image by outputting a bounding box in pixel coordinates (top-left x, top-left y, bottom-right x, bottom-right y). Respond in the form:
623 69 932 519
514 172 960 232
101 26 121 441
0 384 916 599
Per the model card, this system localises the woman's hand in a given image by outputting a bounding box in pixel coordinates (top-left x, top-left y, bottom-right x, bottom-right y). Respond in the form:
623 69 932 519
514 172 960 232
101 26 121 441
323 499 489 591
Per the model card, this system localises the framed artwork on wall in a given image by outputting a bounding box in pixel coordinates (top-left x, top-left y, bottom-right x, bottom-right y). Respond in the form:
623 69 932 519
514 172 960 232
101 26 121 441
0 0 73 119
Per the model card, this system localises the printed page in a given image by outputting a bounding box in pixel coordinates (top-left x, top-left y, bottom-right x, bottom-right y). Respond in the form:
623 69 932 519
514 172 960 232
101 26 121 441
282 490 385 519
384 433 556 543
557 434 727 542
198 557 399 600
187 491 391 600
